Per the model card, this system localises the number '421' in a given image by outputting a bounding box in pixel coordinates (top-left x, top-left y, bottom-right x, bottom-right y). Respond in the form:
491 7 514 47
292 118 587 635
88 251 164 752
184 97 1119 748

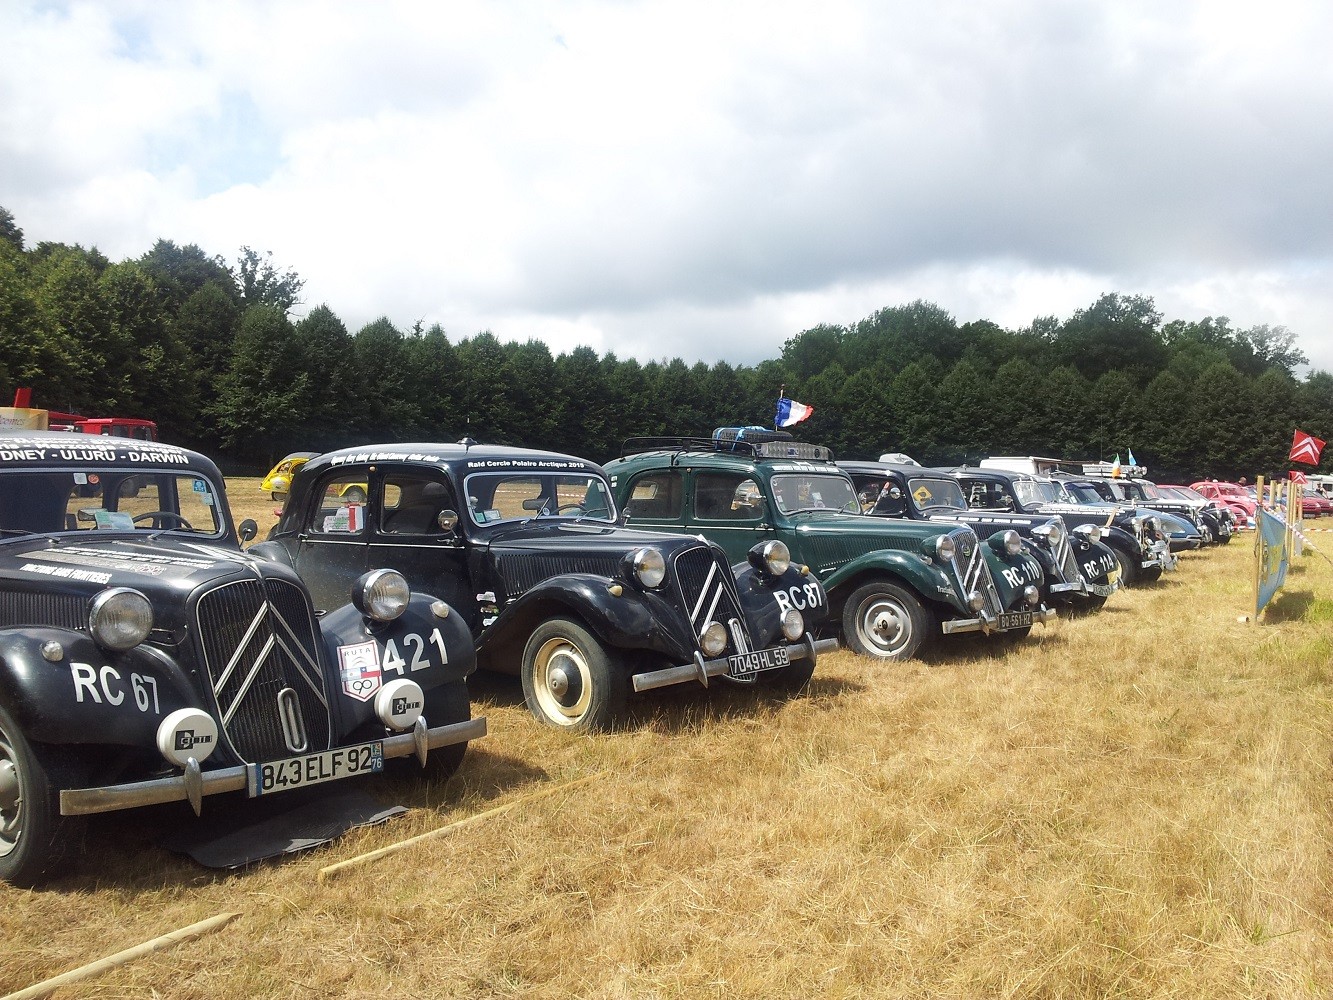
381 628 449 675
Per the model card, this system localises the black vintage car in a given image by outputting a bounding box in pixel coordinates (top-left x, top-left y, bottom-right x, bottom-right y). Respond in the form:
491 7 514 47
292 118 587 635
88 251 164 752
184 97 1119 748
0 433 482 887
943 467 1171 587
838 461 1121 611
253 443 834 733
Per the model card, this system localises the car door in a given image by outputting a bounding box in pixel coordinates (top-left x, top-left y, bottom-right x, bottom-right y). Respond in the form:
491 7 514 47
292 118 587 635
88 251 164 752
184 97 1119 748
681 470 768 565
290 468 372 613
365 468 480 633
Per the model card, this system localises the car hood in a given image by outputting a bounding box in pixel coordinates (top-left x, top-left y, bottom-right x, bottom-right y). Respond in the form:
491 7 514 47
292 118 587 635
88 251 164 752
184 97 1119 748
0 534 290 631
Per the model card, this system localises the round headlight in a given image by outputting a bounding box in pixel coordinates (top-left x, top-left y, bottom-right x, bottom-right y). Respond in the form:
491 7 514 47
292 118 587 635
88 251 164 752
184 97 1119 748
700 621 728 657
1031 524 1056 543
781 608 805 641
630 547 666 588
748 539 791 577
353 569 411 622
933 535 956 563
967 590 985 612
989 529 1022 556
89 588 153 651
1023 585 1040 605
1076 524 1103 543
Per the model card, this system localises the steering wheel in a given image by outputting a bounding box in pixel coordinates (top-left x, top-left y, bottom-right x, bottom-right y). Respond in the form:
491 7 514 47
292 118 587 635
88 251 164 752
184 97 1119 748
133 511 194 531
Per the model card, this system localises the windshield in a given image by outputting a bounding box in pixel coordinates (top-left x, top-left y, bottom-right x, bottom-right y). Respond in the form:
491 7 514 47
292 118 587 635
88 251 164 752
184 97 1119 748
1013 479 1062 506
1061 482 1109 505
771 474 860 514
1134 481 1161 499
906 476 967 512
464 471 616 525
0 469 225 537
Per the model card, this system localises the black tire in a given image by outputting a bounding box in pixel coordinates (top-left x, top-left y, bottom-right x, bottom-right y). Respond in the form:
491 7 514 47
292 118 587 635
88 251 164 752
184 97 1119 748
1083 594 1109 612
841 581 935 661
1139 564 1164 583
0 702 84 888
1112 547 1138 587
521 618 628 732
1216 530 1232 545
423 684 472 780
999 625 1032 642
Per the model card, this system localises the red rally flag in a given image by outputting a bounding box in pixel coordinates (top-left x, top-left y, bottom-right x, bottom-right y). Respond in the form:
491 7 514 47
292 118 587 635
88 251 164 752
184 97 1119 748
1290 470 1308 484
1290 429 1325 465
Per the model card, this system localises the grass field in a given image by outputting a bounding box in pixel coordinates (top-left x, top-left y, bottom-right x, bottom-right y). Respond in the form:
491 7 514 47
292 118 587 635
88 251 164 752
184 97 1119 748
2 482 1330 998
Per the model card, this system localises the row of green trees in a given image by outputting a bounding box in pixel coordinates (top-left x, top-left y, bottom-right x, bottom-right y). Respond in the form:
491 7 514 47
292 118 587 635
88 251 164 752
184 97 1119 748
1 206 1328 481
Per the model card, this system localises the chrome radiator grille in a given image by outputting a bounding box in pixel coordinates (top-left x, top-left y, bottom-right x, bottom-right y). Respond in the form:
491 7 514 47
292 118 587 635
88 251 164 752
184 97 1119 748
1049 525 1082 584
946 528 1002 616
195 578 330 763
672 544 751 654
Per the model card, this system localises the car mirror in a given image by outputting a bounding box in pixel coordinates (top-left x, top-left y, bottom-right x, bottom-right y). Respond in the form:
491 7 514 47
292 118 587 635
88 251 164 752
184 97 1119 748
238 518 258 543
888 487 902 500
436 509 459 532
76 507 97 523
521 498 545 511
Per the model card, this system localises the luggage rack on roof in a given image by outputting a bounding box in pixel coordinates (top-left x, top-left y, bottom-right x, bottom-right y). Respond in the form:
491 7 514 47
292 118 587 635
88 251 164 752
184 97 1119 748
620 427 835 462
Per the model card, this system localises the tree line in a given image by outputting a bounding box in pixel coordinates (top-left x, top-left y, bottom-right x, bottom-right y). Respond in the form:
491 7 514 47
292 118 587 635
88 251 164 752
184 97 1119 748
1 205 1328 482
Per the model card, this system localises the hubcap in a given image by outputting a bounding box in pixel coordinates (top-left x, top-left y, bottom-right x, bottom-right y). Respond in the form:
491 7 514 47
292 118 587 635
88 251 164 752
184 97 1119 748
858 596 911 657
533 639 592 725
0 737 22 857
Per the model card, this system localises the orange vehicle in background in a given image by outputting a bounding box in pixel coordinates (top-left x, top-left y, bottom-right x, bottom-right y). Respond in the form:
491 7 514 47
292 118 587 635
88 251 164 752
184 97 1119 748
1 388 158 441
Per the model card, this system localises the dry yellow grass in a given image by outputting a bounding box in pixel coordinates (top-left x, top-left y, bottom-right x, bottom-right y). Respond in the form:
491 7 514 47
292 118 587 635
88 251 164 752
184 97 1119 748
2 482 1330 998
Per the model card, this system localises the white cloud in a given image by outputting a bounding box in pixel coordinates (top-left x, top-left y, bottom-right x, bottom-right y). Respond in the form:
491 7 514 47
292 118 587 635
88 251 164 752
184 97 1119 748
2 0 1332 374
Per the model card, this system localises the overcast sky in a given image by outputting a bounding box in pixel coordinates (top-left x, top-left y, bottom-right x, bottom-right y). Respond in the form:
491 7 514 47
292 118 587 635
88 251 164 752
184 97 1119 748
4 0 1332 372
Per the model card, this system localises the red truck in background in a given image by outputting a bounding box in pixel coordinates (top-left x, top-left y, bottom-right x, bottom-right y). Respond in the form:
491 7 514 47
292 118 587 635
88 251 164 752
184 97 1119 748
2 388 158 441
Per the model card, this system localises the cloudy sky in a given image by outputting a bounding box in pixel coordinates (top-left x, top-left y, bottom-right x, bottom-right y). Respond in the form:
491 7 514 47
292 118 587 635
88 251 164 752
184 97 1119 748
3 0 1332 371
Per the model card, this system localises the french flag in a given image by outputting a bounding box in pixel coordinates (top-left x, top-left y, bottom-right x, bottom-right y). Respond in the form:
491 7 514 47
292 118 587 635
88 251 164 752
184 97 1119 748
775 396 814 428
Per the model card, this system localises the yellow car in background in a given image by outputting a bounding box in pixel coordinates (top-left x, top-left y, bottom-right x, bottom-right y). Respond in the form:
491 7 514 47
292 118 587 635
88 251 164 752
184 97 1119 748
260 452 318 498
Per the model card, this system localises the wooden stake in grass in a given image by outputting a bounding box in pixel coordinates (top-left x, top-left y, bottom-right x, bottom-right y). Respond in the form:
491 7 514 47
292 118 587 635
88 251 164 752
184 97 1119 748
319 771 607 880
1 911 240 1000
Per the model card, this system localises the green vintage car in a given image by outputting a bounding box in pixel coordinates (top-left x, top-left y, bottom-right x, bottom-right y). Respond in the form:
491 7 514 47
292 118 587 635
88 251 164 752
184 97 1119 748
604 429 1054 662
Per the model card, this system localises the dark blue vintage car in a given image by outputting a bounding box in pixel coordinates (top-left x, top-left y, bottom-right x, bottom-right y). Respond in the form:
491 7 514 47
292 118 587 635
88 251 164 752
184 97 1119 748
0 432 482 886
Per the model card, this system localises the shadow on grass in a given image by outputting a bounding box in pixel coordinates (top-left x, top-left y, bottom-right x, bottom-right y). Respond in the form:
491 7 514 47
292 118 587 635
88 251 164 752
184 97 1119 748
1261 588 1315 623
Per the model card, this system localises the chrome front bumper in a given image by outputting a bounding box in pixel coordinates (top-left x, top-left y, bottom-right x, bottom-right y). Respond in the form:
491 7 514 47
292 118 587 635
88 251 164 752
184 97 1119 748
60 716 487 817
941 605 1057 636
632 632 840 693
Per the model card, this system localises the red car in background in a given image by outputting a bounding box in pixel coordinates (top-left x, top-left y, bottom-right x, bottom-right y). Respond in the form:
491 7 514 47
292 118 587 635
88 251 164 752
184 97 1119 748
1188 481 1257 527
1301 488 1333 517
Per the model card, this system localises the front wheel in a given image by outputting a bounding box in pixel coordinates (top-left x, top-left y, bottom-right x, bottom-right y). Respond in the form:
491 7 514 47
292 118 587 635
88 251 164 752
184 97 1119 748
0 702 84 888
1112 547 1138 587
521 619 628 732
841 581 935 661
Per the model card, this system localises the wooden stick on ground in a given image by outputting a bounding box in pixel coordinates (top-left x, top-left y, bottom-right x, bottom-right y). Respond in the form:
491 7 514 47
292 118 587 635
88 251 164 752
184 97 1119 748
1 911 241 1000
319 770 607 880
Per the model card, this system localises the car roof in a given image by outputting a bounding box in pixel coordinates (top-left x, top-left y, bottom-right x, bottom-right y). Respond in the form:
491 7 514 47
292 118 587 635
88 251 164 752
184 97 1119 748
0 430 219 476
302 441 605 477
838 460 951 478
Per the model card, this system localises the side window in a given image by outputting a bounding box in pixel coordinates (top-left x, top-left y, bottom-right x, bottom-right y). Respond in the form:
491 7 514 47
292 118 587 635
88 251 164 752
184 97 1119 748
380 473 456 535
625 471 683 520
310 475 369 535
694 473 764 522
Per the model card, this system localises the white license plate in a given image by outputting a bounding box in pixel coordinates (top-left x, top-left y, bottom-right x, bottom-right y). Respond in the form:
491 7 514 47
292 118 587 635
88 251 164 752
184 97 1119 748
996 611 1034 630
726 646 790 677
246 741 383 797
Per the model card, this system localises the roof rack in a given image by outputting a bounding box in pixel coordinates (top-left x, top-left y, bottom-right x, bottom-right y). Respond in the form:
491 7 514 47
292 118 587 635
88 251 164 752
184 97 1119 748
620 427 835 462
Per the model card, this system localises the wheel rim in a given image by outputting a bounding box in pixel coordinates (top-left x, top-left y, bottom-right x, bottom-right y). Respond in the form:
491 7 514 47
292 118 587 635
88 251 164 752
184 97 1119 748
531 637 593 726
0 728 23 860
854 593 913 658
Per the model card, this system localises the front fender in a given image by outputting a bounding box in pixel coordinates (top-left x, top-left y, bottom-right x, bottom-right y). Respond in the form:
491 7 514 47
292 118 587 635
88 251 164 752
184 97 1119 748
1075 539 1119 587
319 595 476 737
0 629 200 747
732 564 829 648
985 549 1044 609
821 550 965 614
479 573 695 664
